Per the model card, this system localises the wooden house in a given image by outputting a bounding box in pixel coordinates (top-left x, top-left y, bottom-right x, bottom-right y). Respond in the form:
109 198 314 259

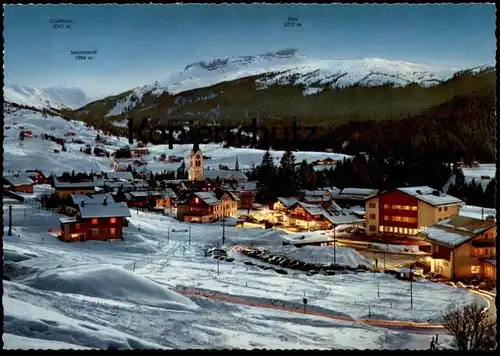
3 174 35 193
52 176 105 198
58 195 131 242
419 215 496 281
176 189 240 223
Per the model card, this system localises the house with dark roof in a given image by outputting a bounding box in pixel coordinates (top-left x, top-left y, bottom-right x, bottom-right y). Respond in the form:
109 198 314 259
52 176 105 198
176 189 240 222
220 181 257 210
115 189 177 211
418 215 496 281
3 174 35 193
365 186 463 237
58 194 131 242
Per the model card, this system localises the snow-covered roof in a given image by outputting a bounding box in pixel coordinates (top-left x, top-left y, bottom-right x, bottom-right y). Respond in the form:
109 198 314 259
397 186 462 207
303 189 329 197
303 196 331 203
105 171 134 181
340 188 379 197
178 189 239 206
298 202 327 216
3 174 34 186
58 217 78 224
53 177 105 189
419 215 496 248
277 197 299 208
321 210 365 225
204 169 248 181
221 181 257 191
78 202 131 219
129 191 164 198
70 193 115 205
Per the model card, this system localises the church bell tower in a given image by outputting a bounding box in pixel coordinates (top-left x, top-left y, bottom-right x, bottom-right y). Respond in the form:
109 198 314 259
188 130 203 181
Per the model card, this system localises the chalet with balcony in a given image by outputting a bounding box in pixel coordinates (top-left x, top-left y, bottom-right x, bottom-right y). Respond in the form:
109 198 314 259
221 181 257 210
176 189 240 223
365 186 463 237
114 189 176 210
418 215 496 281
58 195 131 242
288 202 330 231
3 174 35 194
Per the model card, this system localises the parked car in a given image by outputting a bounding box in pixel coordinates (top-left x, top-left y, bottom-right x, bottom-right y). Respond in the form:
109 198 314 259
274 269 288 275
323 270 336 276
225 257 235 262
279 258 292 267
243 261 254 266
307 270 318 276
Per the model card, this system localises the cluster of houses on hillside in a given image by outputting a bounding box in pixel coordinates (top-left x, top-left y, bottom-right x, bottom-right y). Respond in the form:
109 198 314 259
2 141 496 283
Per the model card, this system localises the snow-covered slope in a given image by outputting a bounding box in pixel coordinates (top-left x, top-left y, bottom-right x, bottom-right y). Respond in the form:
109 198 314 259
3 106 127 175
4 84 98 110
104 49 462 117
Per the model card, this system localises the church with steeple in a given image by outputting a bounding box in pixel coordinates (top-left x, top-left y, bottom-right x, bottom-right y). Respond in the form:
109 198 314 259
188 137 204 182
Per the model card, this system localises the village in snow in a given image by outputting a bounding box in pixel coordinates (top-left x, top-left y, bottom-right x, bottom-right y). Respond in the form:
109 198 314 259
2 102 496 350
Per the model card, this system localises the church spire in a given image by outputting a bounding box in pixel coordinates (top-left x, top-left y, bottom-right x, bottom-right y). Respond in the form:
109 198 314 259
235 156 239 171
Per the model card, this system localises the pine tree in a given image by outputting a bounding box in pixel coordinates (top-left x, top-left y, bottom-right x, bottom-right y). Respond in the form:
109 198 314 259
483 178 496 208
255 150 277 202
277 150 300 197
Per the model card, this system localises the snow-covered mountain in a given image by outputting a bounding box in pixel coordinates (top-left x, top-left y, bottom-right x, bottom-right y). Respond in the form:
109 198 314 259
103 48 464 117
3 84 98 110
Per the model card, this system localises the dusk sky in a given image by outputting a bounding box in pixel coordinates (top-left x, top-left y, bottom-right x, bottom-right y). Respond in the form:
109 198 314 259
4 4 496 97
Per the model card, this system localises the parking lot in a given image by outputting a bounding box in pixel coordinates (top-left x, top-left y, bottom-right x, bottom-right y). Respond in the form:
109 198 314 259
228 245 372 277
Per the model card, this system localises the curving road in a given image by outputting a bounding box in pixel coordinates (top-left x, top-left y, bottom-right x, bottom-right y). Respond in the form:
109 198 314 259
174 286 444 335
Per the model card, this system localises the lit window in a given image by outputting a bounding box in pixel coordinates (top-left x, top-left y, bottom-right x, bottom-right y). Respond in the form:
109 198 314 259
392 205 397 209
404 205 410 210
383 204 389 209
471 265 481 274
91 228 100 235
195 197 199 203
110 228 116 235
403 228 408 235
379 225 384 232
75 223 81 229
389 226 394 233
411 206 417 211
384 216 389 221
92 218 98 224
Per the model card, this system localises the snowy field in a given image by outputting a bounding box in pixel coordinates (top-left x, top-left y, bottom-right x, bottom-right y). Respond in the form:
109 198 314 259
443 164 496 192
3 201 482 350
3 108 127 175
120 144 351 174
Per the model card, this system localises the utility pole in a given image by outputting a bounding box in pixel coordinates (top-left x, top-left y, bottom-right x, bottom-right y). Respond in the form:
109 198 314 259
333 224 337 264
8 205 13 236
217 257 220 276
222 217 226 245
167 226 170 244
188 225 191 245
384 243 387 272
410 263 413 309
